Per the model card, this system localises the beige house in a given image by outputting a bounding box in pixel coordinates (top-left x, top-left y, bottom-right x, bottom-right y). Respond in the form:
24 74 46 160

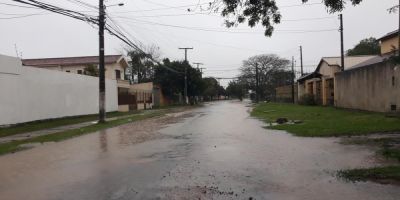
379 30 399 55
297 56 376 106
22 55 129 81
22 55 131 111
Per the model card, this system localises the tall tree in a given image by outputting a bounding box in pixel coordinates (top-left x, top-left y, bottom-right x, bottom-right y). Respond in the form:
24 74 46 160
226 81 246 100
346 37 380 56
239 54 291 100
154 59 204 103
126 45 161 83
202 77 220 101
211 0 362 36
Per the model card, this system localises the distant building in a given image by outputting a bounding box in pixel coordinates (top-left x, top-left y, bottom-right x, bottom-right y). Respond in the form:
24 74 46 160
275 84 298 103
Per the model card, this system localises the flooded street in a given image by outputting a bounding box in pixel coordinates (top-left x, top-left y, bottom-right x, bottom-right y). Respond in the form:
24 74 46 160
0 101 399 200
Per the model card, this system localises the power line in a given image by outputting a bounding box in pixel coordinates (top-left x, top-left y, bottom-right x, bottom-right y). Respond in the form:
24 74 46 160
119 18 338 34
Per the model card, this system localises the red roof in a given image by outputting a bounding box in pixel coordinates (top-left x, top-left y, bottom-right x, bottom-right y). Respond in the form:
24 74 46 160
22 55 124 67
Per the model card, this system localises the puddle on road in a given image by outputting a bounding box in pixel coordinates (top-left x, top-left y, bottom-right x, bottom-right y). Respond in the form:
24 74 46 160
0 101 399 200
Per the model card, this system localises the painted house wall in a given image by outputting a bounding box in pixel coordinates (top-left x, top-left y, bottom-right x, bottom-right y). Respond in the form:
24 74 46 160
335 62 400 112
33 62 126 80
381 36 399 55
129 82 154 110
0 54 118 126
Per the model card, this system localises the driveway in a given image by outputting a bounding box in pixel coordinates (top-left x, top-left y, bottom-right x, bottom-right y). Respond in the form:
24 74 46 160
0 101 399 200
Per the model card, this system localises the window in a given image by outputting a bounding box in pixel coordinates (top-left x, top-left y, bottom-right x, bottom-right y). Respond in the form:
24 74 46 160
115 69 121 79
77 70 83 74
66 70 70 73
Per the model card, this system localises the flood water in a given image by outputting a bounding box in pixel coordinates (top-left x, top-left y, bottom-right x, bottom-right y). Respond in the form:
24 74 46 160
0 101 399 200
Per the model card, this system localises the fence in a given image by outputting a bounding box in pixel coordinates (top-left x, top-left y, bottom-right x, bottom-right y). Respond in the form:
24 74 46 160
335 61 400 112
0 54 118 125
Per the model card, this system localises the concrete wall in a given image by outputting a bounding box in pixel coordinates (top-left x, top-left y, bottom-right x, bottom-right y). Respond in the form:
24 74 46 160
0 54 118 125
335 62 400 112
275 84 298 103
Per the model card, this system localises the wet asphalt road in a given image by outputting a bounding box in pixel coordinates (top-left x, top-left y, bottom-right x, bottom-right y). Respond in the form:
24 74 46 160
0 100 399 200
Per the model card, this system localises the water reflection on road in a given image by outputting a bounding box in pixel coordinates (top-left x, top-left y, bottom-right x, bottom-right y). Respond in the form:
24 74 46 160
0 101 399 200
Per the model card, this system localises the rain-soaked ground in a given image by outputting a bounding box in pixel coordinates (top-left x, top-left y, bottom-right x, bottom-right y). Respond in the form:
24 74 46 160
0 100 399 200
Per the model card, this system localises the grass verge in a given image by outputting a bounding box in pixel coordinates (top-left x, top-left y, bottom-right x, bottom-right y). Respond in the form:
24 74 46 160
252 102 400 184
0 111 164 155
251 103 400 137
0 111 141 138
338 166 400 184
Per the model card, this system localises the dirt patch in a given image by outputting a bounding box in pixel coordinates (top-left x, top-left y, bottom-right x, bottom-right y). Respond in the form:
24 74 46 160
113 109 197 146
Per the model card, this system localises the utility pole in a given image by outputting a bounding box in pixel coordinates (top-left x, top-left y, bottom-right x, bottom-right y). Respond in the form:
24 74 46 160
193 62 204 70
291 56 295 104
255 63 259 103
179 47 193 104
98 0 106 123
339 14 345 71
300 46 304 76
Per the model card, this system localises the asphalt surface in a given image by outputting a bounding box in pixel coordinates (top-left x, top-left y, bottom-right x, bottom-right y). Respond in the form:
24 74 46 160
0 100 399 200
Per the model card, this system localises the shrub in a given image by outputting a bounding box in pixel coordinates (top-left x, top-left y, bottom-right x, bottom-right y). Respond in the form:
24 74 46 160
298 94 317 106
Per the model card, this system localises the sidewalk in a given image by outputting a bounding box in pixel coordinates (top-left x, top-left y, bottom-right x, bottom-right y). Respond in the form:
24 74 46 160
0 112 151 144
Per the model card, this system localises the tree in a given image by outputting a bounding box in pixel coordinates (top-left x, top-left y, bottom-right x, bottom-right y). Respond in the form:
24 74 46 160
126 45 161 83
346 37 380 56
226 81 245 100
238 54 291 100
202 77 220 101
154 59 204 104
213 0 362 36
83 64 99 77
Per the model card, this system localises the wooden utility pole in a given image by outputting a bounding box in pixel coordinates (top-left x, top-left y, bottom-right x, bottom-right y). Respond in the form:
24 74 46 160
98 0 106 123
179 47 193 104
300 46 304 76
255 63 259 103
193 62 203 70
291 56 295 104
339 14 345 71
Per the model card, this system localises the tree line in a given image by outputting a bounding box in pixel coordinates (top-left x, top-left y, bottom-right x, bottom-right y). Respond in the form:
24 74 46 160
126 48 226 104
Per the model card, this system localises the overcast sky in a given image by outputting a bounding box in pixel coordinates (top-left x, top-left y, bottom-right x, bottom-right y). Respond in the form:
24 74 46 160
0 0 398 86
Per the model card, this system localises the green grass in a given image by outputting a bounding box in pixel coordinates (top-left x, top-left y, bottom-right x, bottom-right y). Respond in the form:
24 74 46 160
338 166 400 183
0 111 141 138
252 103 400 137
0 111 164 155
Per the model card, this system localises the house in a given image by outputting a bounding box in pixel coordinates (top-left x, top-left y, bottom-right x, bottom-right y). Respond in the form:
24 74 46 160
379 30 399 55
22 55 132 112
129 82 173 109
297 55 376 106
333 30 400 112
22 55 129 80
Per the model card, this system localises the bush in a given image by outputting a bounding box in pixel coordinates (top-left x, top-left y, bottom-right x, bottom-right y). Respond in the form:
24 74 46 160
298 94 317 105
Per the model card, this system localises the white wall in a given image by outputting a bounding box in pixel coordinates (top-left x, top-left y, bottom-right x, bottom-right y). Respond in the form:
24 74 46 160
0 54 118 125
